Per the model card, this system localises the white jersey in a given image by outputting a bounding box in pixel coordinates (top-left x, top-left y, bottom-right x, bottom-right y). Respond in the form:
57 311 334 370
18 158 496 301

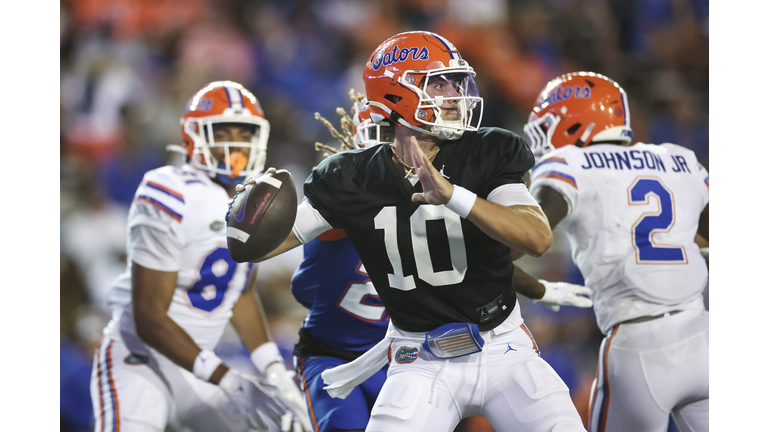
103 164 253 353
529 143 709 334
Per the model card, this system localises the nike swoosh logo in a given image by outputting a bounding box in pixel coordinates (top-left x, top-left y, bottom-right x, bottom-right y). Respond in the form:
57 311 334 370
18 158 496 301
232 187 251 223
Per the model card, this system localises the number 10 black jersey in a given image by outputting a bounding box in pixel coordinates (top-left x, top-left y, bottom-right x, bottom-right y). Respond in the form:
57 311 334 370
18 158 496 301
303 127 536 332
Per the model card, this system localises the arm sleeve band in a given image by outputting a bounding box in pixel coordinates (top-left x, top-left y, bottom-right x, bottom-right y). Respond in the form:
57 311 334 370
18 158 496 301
487 183 541 208
292 200 333 244
250 341 284 373
445 185 478 218
193 349 223 382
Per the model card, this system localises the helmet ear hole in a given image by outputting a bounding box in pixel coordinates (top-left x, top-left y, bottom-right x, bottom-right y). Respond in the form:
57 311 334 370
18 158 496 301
566 123 582 135
385 94 402 104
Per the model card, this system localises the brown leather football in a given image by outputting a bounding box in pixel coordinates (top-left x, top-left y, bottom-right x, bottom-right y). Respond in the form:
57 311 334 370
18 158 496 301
226 170 297 262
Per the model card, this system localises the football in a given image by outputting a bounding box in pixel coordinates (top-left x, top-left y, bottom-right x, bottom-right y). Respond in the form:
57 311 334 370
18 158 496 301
226 170 298 262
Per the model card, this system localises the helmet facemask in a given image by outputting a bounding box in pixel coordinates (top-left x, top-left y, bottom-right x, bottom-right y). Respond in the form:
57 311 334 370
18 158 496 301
351 98 394 148
398 61 483 140
354 119 394 148
524 110 633 162
524 112 561 162
183 113 270 184
523 72 634 161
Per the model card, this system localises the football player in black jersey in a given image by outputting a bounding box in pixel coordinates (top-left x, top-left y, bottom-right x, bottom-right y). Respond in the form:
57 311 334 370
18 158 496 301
236 31 588 432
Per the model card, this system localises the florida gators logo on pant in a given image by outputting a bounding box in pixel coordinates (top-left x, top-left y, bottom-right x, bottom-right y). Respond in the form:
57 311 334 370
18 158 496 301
394 346 419 364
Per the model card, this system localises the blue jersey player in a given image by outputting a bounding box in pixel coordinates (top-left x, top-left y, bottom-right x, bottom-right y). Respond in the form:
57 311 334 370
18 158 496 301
291 92 392 432
293 229 390 432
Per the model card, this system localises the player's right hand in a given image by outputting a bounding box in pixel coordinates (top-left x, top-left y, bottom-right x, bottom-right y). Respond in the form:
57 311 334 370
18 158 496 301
218 368 288 430
534 280 594 312
410 137 453 206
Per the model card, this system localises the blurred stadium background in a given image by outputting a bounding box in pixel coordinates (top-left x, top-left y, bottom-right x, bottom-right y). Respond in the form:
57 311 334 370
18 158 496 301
59 0 708 430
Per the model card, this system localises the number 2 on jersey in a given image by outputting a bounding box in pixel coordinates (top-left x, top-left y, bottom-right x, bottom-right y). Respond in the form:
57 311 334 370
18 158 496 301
374 205 468 290
337 263 387 321
628 177 687 264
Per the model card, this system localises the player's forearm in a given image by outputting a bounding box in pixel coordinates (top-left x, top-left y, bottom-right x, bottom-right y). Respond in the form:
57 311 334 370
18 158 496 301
230 289 272 353
132 263 212 375
134 313 210 373
467 199 553 256
511 265 545 300
136 314 229 383
252 230 302 262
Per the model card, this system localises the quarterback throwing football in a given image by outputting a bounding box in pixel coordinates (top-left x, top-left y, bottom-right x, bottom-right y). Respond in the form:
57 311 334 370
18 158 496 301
243 32 587 432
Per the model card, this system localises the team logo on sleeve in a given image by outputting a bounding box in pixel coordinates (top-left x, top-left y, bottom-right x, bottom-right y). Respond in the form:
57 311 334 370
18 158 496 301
395 346 419 364
210 220 225 231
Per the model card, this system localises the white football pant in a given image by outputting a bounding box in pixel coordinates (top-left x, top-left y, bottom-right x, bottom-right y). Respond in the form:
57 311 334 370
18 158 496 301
588 309 709 432
367 312 586 432
90 336 264 432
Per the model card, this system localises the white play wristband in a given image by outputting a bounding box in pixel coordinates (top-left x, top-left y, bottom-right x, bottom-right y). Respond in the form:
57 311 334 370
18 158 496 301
193 349 223 382
445 185 477 218
250 341 284 373
535 279 552 302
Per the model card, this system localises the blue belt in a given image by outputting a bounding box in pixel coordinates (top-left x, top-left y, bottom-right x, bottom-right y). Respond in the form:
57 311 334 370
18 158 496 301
422 323 486 359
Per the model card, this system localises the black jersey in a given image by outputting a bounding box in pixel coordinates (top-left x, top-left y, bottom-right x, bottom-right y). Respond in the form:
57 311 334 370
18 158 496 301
303 127 536 332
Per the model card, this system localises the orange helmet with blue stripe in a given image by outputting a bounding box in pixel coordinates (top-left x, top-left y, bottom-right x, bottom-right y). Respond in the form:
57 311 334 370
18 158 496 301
363 31 483 140
180 81 270 184
524 72 632 161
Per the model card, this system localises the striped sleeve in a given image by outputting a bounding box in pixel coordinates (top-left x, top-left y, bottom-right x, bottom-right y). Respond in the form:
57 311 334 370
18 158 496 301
530 157 577 188
128 168 187 231
127 168 187 271
529 153 579 213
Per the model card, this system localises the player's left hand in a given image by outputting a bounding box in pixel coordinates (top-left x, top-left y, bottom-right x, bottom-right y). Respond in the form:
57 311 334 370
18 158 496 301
410 137 453 205
265 362 312 432
534 279 594 312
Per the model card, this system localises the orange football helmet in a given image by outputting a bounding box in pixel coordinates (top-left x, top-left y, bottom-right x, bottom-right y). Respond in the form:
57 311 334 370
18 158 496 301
523 72 632 160
180 81 270 184
363 31 482 140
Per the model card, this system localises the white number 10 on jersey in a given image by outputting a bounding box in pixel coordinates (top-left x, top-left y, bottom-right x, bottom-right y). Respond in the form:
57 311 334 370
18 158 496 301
374 205 468 290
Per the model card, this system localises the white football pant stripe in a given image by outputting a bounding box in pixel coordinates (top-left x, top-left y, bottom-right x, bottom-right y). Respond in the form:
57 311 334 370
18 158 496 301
589 325 619 432
96 340 121 432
